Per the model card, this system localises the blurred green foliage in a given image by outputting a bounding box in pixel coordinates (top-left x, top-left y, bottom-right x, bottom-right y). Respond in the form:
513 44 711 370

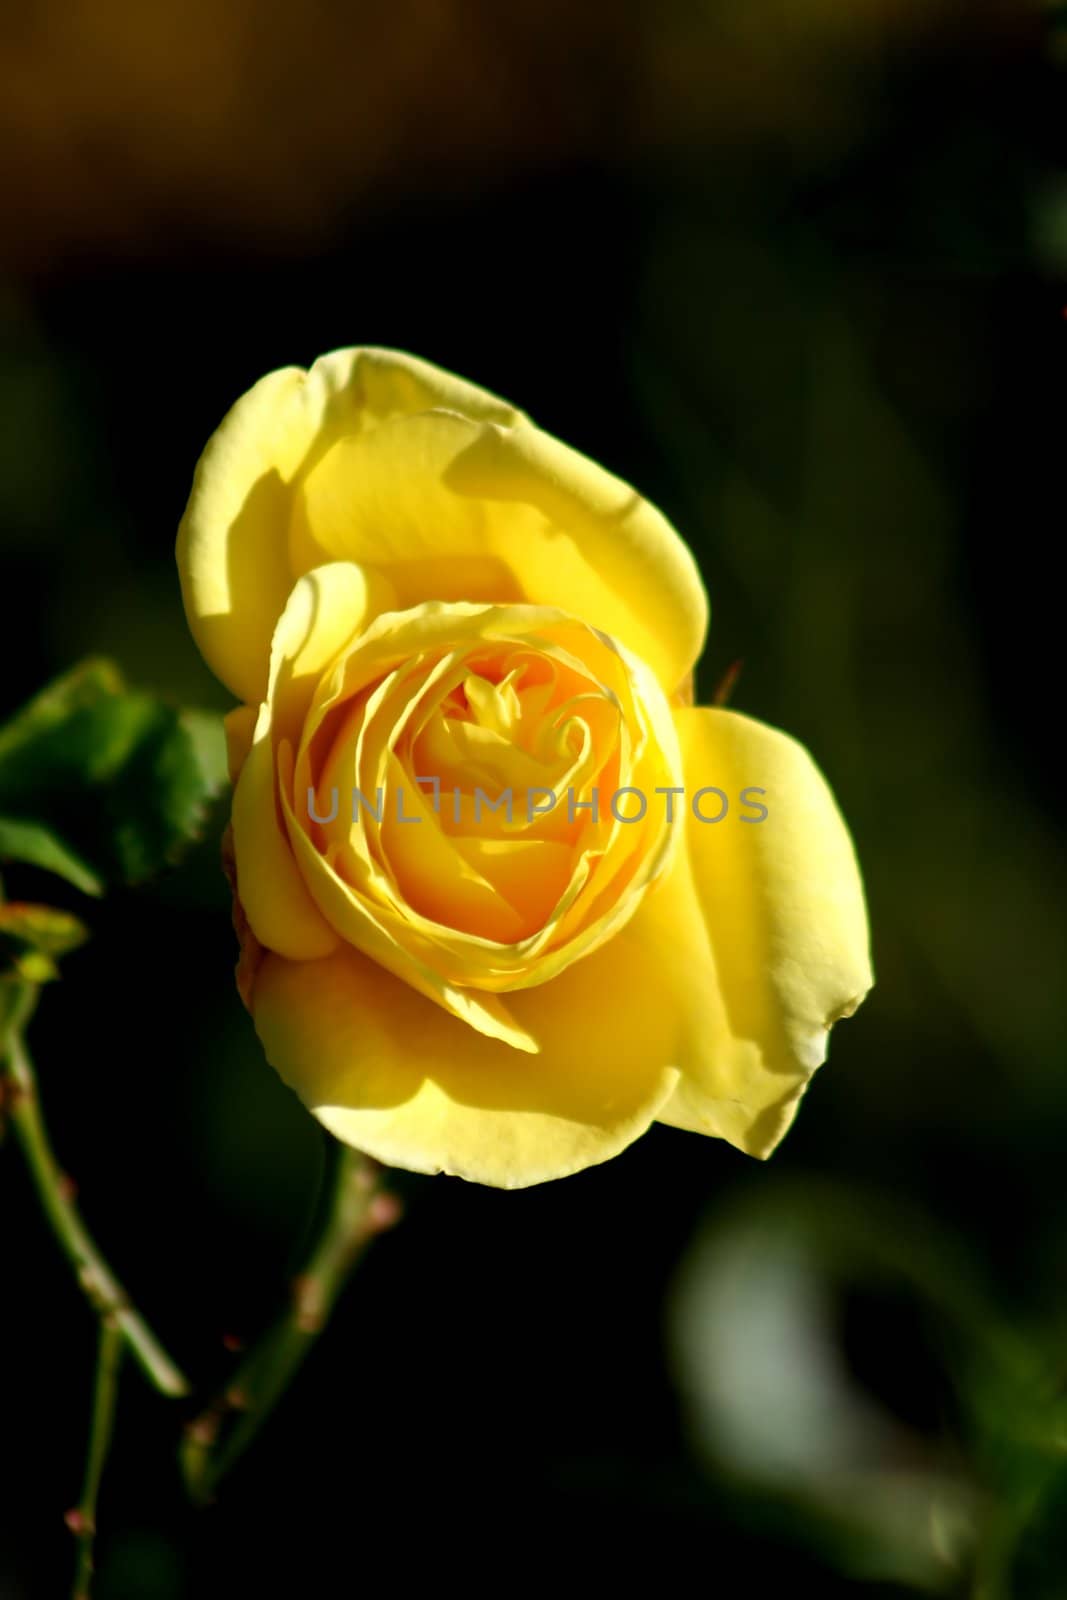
1 2 1065 1597
0 658 226 897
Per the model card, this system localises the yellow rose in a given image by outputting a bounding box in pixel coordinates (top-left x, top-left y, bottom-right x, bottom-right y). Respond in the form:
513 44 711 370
177 347 871 1187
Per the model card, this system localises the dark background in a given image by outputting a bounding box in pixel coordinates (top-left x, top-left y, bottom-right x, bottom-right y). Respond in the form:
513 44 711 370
2 3 1066 1595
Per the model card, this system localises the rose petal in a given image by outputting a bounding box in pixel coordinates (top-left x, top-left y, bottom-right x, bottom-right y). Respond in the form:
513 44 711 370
252 928 683 1188
177 348 529 702
230 563 384 962
223 705 257 783
653 707 872 1156
297 408 707 695
177 347 707 702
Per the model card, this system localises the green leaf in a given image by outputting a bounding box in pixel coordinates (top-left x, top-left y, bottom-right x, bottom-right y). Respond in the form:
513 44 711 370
0 901 89 983
0 816 104 896
0 659 229 889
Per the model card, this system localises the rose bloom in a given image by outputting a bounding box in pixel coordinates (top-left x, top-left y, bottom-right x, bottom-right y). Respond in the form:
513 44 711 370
177 348 871 1187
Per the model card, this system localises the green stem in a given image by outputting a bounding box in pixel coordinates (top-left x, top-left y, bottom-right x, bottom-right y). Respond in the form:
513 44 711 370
181 1141 399 1503
0 983 189 1397
69 1318 125 1600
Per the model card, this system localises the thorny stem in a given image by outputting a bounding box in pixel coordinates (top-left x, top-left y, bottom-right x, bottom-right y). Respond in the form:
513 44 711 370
0 982 190 1397
181 1140 400 1504
68 1318 125 1600
1 978 190 1598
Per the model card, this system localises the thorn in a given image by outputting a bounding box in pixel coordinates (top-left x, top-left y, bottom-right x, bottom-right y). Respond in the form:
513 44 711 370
0 1076 26 1112
224 1385 251 1411
185 1414 220 1449
221 1332 244 1353
713 658 743 707
369 1192 403 1233
65 1507 92 1536
57 1171 78 1203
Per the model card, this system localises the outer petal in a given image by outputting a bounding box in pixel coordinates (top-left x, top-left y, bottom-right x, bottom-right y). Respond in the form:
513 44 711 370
295 408 707 694
251 911 690 1188
177 349 527 702
657 707 872 1156
177 346 708 702
233 731 339 962
177 367 316 706
223 705 257 783
231 563 378 963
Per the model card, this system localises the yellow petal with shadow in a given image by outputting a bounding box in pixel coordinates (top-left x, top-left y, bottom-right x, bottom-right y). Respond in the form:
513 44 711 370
294 408 707 695
278 741 538 1053
230 561 395 963
178 347 525 701
251 917 685 1187
654 707 872 1156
